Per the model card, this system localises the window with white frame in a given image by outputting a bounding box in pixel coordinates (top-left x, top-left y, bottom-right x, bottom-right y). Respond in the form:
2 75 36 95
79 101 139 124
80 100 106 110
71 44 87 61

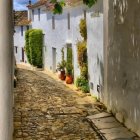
38 8 40 21
67 13 70 30
52 15 55 29
32 9 34 21
21 26 23 36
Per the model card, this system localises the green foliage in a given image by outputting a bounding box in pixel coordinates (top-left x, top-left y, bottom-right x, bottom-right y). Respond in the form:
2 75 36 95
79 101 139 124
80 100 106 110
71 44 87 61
67 47 73 64
66 46 73 75
83 0 98 7
66 63 73 75
51 0 97 14
76 18 89 93
79 19 87 40
51 0 65 14
57 47 66 71
81 84 90 93
76 76 89 93
77 41 87 67
57 60 66 71
25 29 34 64
25 29 43 68
80 64 88 79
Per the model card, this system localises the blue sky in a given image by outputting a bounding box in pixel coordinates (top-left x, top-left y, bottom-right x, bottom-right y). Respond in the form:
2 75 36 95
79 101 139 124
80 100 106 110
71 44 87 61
14 0 37 10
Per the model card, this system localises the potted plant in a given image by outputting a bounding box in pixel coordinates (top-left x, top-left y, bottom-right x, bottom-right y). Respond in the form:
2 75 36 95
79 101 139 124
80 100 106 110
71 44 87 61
65 63 73 84
57 60 66 80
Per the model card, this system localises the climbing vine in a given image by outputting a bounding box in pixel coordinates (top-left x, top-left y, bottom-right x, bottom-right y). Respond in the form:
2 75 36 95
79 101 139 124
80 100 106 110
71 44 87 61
50 0 98 14
76 19 89 93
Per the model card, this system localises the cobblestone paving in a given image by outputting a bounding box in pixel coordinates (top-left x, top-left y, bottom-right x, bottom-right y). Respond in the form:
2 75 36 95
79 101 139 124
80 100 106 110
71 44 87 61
14 68 103 140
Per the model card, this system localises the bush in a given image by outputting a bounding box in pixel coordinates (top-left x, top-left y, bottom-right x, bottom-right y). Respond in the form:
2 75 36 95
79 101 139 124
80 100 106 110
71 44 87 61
81 84 90 93
76 76 89 93
25 29 43 68
25 29 34 64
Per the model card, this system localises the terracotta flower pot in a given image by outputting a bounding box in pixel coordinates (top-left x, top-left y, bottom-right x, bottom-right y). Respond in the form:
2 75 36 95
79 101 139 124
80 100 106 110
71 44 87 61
60 70 66 80
65 75 73 84
58 70 66 80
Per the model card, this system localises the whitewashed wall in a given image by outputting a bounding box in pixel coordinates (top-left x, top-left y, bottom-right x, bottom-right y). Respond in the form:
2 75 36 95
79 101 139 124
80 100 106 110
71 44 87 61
31 5 88 80
87 0 103 98
14 26 28 63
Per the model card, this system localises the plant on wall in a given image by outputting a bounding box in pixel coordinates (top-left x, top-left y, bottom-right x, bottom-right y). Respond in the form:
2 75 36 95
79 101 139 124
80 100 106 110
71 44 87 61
65 46 73 84
76 18 89 93
25 29 43 68
57 47 66 80
50 0 97 14
79 19 87 40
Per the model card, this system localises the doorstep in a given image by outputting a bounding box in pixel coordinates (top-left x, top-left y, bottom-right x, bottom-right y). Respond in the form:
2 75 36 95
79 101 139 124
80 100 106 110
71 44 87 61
86 112 140 140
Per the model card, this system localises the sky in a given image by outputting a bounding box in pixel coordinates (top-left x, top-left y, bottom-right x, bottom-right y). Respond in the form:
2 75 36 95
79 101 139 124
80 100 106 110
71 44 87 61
14 0 37 10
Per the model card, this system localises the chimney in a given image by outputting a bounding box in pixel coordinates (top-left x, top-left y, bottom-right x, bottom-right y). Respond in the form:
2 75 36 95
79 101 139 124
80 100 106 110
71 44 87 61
29 0 32 5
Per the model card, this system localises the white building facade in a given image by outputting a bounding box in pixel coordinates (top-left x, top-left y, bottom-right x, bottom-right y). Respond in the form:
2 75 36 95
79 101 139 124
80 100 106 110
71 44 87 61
14 0 104 96
14 11 30 64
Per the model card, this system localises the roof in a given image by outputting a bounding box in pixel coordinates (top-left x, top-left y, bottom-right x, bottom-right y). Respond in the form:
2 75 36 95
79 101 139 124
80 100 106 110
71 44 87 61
29 0 82 10
28 0 47 9
14 11 31 26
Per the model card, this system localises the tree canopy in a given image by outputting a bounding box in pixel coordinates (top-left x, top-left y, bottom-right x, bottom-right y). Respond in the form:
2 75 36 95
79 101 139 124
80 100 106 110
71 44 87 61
50 0 97 14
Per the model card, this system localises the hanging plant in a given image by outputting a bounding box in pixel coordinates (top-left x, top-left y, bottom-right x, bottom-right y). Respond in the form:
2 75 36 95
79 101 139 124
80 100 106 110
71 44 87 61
79 19 87 41
50 0 97 14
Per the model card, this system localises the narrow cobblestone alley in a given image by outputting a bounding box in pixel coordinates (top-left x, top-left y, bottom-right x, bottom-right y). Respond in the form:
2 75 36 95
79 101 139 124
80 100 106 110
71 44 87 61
14 68 103 140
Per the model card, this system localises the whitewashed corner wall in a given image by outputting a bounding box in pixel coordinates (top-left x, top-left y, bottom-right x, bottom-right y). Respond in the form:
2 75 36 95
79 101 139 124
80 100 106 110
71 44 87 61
14 26 28 64
86 0 104 98
104 0 140 136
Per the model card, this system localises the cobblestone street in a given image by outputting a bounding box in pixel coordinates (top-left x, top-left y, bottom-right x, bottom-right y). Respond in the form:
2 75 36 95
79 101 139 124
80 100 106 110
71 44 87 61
14 68 103 140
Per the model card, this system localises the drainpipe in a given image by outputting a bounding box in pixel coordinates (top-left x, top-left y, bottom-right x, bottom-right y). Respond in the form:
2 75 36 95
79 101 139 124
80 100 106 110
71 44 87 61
0 0 13 139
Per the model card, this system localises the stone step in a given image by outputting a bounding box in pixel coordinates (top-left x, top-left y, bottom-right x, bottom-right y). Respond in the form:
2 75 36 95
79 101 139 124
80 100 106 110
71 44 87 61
87 112 140 140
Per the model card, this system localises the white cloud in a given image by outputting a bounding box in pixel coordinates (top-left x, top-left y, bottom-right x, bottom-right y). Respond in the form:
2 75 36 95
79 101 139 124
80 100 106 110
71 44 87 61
14 0 37 10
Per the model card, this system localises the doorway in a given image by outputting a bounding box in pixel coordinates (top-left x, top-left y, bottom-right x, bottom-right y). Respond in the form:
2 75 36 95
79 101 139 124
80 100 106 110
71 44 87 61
52 47 56 73
22 48 24 62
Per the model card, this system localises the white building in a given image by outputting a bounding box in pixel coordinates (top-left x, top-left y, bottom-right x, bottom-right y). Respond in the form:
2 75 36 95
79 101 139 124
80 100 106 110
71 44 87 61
14 0 103 97
14 10 31 63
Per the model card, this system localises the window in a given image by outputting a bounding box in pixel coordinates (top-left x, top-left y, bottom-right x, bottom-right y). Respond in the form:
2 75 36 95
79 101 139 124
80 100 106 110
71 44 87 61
38 8 40 21
52 16 55 29
67 13 70 30
21 26 23 36
15 46 18 53
26 26 29 30
32 9 34 21
84 10 86 19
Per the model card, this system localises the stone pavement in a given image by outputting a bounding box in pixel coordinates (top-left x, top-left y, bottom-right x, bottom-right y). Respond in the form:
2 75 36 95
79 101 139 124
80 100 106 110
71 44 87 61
14 68 105 140
87 112 140 140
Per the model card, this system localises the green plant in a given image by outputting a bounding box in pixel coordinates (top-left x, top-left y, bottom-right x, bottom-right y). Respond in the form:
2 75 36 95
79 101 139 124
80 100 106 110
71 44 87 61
25 29 34 64
83 0 97 8
80 64 88 79
66 63 73 75
76 76 89 93
57 60 66 71
51 0 97 14
67 47 73 64
77 41 87 67
81 84 90 93
25 29 43 68
79 19 87 40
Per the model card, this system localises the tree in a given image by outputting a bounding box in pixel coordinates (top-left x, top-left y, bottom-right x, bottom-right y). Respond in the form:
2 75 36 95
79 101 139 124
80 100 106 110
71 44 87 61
50 0 98 14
